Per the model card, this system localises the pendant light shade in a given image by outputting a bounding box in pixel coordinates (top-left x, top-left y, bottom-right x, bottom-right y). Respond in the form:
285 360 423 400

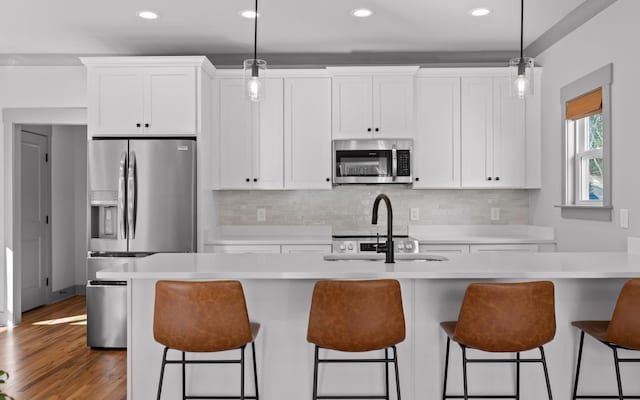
509 0 533 99
244 0 266 102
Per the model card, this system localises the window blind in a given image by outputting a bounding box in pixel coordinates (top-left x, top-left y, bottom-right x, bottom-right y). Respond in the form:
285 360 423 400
565 87 602 120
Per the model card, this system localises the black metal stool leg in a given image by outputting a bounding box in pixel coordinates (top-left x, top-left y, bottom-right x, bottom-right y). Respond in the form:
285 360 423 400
312 345 319 400
442 337 451 400
572 331 585 400
516 352 520 400
461 345 468 400
240 345 246 400
385 347 390 400
393 345 401 400
612 346 624 400
182 351 186 400
540 346 553 400
251 342 259 400
157 347 169 400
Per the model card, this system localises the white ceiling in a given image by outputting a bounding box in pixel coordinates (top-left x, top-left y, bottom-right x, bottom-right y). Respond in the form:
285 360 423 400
1 0 587 56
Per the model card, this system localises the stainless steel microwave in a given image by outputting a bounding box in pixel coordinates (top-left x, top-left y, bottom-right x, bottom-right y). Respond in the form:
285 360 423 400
333 139 413 184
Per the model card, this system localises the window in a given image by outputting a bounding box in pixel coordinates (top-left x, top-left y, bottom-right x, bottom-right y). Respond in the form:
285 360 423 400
560 64 612 220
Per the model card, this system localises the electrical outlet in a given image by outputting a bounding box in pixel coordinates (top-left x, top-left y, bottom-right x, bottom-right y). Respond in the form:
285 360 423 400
410 208 420 221
257 208 266 222
490 207 500 221
620 209 629 229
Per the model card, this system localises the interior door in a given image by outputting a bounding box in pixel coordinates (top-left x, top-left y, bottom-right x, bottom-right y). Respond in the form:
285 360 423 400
21 129 50 311
128 139 196 252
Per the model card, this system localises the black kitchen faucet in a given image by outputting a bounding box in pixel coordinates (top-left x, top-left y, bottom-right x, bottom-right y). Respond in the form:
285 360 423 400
371 193 394 263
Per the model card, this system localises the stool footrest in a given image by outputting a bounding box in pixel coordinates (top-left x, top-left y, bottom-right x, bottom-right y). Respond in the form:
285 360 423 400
165 359 242 364
575 396 640 399
318 396 389 399
318 358 395 363
445 396 522 399
185 396 257 399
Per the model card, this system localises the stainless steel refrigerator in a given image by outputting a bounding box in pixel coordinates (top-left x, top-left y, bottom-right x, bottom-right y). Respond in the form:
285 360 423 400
87 138 196 348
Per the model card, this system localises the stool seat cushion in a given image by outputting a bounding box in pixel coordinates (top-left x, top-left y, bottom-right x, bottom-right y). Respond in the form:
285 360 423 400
571 320 609 343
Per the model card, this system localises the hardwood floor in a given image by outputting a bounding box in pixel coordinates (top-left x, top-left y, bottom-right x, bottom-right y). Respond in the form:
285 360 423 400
0 296 126 399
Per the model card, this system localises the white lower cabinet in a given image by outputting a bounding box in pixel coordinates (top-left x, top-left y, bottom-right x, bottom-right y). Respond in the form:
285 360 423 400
207 245 281 254
421 243 540 254
420 244 469 255
205 244 331 254
470 244 539 253
281 245 332 254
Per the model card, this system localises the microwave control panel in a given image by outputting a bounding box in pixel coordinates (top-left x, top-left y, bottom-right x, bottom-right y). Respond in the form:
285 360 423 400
397 150 411 176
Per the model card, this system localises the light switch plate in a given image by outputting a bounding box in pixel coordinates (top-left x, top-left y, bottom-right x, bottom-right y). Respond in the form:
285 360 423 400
410 208 420 221
491 207 500 221
257 208 266 222
620 208 629 229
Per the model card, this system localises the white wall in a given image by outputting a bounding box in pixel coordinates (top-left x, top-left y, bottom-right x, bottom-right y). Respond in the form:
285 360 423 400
530 0 640 251
1 66 87 317
51 125 87 291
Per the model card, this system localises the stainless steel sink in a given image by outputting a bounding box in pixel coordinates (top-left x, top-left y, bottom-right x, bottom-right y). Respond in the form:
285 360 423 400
323 253 448 262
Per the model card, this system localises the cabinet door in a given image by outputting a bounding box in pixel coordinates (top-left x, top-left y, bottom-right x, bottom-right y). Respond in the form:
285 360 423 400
414 77 461 188
492 77 525 187
461 77 493 187
209 245 281 254
281 244 332 254
373 76 415 138
470 244 538 253
88 68 144 135
284 78 332 189
144 67 197 135
331 76 373 139
255 78 284 189
218 79 254 188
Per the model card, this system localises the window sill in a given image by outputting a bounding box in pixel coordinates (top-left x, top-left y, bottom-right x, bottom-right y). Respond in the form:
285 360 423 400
555 204 612 221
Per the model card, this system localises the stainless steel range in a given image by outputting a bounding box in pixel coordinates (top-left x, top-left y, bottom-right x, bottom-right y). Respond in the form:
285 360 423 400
332 235 419 254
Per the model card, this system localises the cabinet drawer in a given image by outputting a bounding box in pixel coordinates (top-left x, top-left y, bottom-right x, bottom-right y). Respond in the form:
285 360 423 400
207 245 281 254
281 245 331 254
469 244 538 253
420 244 470 255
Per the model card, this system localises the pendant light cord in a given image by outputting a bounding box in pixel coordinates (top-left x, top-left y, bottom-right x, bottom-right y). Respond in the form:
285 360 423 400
520 0 524 59
254 0 258 61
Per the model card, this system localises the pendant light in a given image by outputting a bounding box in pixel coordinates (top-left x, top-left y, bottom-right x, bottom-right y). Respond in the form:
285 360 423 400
243 0 266 102
509 0 534 99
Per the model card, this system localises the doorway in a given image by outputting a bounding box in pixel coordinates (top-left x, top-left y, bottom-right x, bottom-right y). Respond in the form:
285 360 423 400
20 126 51 311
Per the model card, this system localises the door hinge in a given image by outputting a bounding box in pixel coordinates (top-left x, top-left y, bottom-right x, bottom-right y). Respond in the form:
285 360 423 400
45 153 49 162
46 277 49 287
46 215 49 224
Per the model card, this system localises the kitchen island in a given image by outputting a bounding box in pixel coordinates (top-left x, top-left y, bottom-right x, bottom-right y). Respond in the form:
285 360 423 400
98 252 640 400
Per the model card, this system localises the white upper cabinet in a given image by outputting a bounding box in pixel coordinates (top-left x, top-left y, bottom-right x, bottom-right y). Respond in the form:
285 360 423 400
81 57 214 137
461 76 525 188
284 78 332 189
329 67 418 139
413 77 461 188
214 78 284 190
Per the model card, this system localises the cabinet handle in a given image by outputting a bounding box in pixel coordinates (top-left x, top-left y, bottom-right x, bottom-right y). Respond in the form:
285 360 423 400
246 178 250 182
367 128 372 132
253 178 258 182
487 177 492 181
495 177 500 181
375 128 379 132
136 123 141 128
415 177 420 182
144 123 150 128
326 178 330 182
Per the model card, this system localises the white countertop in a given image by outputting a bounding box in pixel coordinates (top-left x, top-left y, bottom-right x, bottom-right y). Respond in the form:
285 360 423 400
409 224 556 244
205 225 332 245
97 251 640 280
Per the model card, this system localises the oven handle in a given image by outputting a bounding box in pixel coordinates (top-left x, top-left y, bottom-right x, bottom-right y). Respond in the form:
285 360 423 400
391 145 397 181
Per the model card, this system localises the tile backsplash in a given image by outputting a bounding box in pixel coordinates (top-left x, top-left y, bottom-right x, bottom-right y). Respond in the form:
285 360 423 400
215 186 529 232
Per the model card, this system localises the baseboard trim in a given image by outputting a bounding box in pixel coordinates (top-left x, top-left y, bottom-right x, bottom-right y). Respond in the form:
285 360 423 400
49 285 85 304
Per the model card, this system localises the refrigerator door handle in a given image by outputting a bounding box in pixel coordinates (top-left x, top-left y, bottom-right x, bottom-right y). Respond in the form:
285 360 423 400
127 151 137 240
118 151 127 239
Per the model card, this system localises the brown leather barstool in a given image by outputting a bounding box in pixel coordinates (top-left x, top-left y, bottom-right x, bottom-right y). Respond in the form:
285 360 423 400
571 278 640 400
441 281 556 400
307 279 406 400
154 280 260 400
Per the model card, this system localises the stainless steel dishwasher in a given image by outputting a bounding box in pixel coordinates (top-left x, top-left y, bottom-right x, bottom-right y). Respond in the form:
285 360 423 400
86 253 150 348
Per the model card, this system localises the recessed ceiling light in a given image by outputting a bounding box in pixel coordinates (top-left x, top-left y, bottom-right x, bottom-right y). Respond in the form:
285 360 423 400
470 8 491 17
240 10 260 19
351 8 373 18
137 10 159 20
